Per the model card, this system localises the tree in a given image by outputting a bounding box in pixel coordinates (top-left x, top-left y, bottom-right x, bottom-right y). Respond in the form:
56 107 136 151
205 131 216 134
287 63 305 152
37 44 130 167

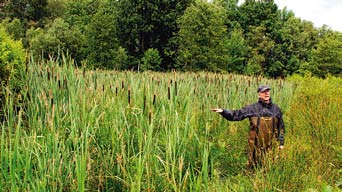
225 29 249 73
0 25 25 87
245 25 275 76
0 25 25 120
62 0 100 32
213 0 240 29
116 0 194 70
0 0 10 19
177 1 230 72
311 30 342 77
46 0 68 20
6 0 48 23
237 0 280 35
140 48 162 71
0 18 25 41
236 0 285 77
274 14 318 77
85 1 123 69
26 18 85 63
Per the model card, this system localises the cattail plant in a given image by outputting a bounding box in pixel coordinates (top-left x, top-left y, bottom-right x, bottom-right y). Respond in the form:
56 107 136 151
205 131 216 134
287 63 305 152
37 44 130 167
175 80 178 96
153 91 156 106
64 76 68 89
2 56 339 192
148 109 152 124
143 94 146 113
168 85 171 100
128 86 131 105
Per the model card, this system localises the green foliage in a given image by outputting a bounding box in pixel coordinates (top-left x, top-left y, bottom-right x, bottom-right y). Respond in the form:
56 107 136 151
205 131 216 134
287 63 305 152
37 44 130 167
245 25 275 76
234 1 320 78
0 25 25 119
311 30 342 77
287 76 342 189
244 56 263 75
6 0 48 23
276 15 318 77
0 26 25 87
62 0 100 32
0 18 25 41
238 0 280 34
85 1 123 69
140 48 162 71
236 0 282 77
225 29 249 73
177 1 230 72
46 0 67 19
26 18 85 63
113 46 129 70
1 0 342 78
214 0 239 10
116 0 194 70
3 57 341 190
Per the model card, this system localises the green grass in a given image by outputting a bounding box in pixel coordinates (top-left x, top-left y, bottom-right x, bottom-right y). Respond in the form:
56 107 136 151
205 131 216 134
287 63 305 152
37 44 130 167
0 56 341 191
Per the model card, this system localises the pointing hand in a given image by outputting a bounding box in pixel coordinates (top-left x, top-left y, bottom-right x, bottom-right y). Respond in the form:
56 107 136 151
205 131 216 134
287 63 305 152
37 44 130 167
210 108 223 113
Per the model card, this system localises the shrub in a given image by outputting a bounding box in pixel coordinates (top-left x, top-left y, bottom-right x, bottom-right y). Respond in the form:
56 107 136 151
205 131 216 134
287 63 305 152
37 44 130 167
0 25 26 120
140 48 162 71
0 18 26 41
26 18 85 63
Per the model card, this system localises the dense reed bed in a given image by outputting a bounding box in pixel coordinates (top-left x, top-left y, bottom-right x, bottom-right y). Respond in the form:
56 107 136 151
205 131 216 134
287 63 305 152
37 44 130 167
1 57 340 191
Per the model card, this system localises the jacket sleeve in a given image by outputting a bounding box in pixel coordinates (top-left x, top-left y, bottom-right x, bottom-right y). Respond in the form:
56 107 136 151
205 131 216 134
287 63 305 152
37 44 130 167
219 106 252 121
277 108 285 146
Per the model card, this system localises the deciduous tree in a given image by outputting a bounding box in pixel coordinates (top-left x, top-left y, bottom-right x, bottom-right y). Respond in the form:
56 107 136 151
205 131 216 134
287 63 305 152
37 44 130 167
177 1 230 72
116 0 194 70
311 29 342 77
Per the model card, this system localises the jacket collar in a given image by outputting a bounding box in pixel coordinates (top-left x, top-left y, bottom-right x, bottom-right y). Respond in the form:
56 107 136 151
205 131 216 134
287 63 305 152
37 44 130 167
258 98 273 108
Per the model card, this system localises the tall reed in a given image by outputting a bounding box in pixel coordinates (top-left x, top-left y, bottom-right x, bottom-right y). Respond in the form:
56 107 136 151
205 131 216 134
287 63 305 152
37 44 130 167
1 56 340 191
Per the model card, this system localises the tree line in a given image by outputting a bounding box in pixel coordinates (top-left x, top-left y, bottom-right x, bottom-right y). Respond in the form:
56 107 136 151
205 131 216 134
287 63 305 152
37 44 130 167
1 0 342 78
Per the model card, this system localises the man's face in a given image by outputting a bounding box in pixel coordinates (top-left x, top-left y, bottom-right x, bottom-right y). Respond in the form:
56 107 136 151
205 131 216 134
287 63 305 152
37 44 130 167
258 90 271 103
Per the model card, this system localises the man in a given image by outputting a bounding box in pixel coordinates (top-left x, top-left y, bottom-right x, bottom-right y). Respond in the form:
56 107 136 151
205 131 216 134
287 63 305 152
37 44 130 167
211 85 285 168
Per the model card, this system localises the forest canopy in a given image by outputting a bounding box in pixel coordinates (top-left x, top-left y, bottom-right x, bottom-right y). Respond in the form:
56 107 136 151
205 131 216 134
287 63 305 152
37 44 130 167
1 0 341 78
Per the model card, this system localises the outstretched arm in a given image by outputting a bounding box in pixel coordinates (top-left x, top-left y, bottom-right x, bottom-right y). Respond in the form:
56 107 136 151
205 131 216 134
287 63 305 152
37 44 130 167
210 107 249 121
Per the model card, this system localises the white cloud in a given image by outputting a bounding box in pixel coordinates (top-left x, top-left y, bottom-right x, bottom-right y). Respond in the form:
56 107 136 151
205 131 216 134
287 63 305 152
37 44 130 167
274 0 342 31
238 0 342 31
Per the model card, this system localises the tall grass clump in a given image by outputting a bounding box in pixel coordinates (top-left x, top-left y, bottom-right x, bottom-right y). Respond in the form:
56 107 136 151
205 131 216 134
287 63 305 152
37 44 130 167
4 55 341 191
285 75 342 190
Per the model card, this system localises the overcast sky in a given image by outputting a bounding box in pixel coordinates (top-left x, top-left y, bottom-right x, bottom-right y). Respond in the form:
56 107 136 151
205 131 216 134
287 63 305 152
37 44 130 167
237 0 342 31
274 0 342 31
